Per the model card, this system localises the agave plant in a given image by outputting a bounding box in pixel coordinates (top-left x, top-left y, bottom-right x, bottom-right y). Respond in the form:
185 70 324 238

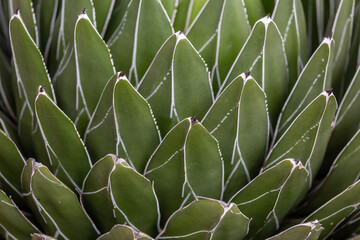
1 0 360 239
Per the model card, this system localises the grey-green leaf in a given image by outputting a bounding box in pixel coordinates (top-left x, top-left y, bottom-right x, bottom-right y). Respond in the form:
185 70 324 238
273 0 308 87
108 0 173 85
145 118 191 225
113 76 160 172
266 221 323 240
221 17 288 127
274 38 334 139
82 154 117 233
224 74 270 199
30 162 98 239
158 199 250 240
97 225 153 240
75 13 116 115
93 0 115 36
35 89 91 190
185 121 223 199
84 73 118 161
303 179 360 239
229 159 309 239
109 159 159 236
265 92 337 185
0 189 40 239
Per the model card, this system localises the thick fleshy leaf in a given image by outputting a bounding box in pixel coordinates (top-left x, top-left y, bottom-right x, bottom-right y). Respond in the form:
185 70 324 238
202 75 243 187
221 17 288 127
84 73 118 161
138 32 213 135
0 128 25 198
75 13 116 115
32 233 57 240
82 155 117 233
171 34 213 121
93 0 115 36
224 74 270 199
29 162 98 239
303 129 360 213
327 67 360 161
185 121 223 199
242 0 266 26
186 0 250 90
0 190 40 239
9 12 54 116
229 159 309 239
303 179 360 239
35 89 91 190
137 34 177 135
145 118 191 225
158 199 250 240
330 0 355 96
160 0 176 20
108 0 173 85
9 0 39 44
266 221 323 240
36 0 58 58
0 46 15 119
274 38 334 139
265 92 337 185
97 225 153 240
113 76 160 172
60 0 94 46
172 0 207 31
109 159 159 236
273 0 308 87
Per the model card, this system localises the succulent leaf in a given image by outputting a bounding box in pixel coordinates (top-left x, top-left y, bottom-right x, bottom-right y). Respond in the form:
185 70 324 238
113 76 160 172
97 224 153 240
266 221 323 240
74 12 116 115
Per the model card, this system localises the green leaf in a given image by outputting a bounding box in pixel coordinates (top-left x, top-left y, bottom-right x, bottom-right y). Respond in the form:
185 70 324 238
59 0 94 47
137 34 177 135
0 46 15 120
160 0 176 20
145 118 191 225
109 159 159 236
202 75 244 189
303 129 360 213
97 225 153 240
158 199 250 240
108 0 173 85
221 17 288 127
75 13 116 115
172 0 207 32
138 32 213 135
31 233 57 240
229 159 309 239
29 161 98 239
330 0 355 96
265 92 337 185
303 179 360 239
266 221 323 240
327 67 360 161
84 73 118 161
223 74 270 199
82 154 117 233
9 12 54 116
275 38 334 139
171 33 213 121
113 76 160 172
185 0 250 90
0 189 40 239
9 0 39 44
0 128 25 198
93 0 115 36
36 0 58 58
35 89 91 190
243 0 266 26
273 0 308 87
185 121 223 199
